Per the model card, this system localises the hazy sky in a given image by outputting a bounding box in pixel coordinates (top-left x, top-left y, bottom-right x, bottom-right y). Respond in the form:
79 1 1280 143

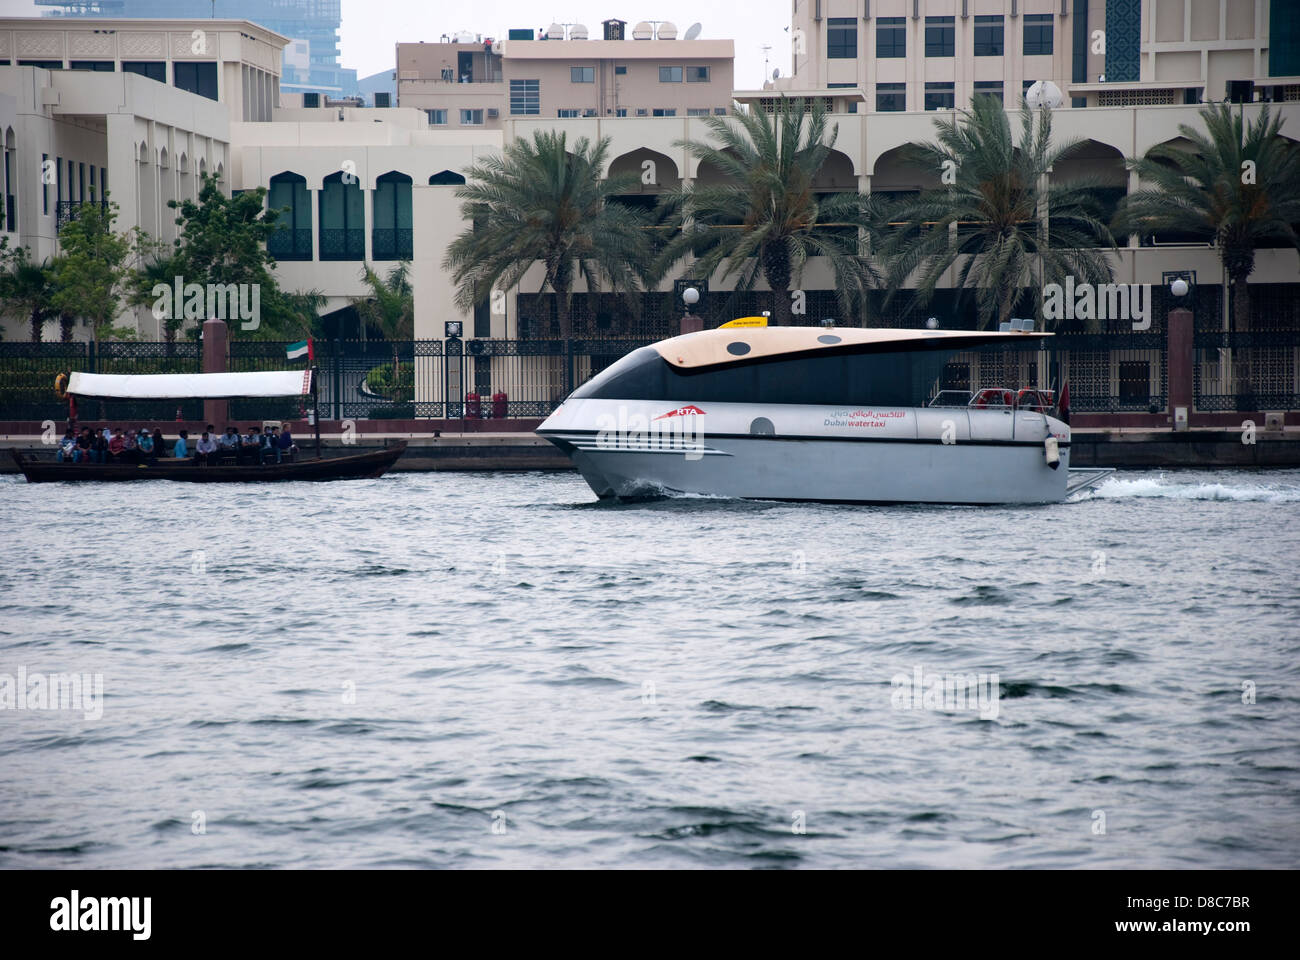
1 0 793 88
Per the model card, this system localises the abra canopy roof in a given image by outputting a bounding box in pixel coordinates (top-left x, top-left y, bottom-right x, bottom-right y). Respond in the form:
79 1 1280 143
67 370 313 400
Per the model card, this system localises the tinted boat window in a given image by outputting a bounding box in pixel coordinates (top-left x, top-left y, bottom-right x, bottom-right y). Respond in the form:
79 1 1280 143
571 344 961 407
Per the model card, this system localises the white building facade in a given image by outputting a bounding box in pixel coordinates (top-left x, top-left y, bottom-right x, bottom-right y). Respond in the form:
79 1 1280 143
0 10 1297 350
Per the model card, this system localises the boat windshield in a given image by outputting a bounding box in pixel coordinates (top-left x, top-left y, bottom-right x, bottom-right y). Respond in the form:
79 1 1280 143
572 344 958 407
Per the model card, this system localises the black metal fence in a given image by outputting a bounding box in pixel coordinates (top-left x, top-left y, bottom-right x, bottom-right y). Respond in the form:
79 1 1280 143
2 327 1295 423
0 340 205 422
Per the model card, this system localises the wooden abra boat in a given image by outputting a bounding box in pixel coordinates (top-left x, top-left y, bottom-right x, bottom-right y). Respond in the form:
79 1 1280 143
14 368 406 483
10 443 405 483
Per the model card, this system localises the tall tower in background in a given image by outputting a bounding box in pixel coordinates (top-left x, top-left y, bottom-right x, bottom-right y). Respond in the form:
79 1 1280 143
34 0 357 96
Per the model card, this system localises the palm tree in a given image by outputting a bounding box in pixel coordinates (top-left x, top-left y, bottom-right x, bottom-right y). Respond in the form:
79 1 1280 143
57 309 77 343
126 243 185 347
1113 102 1300 333
0 246 55 342
875 96 1116 330
444 130 654 340
275 289 327 342
657 96 879 327
351 262 413 400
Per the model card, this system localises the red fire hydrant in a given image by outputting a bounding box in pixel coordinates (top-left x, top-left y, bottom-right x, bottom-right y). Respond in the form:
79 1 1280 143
492 391 507 419
465 391 481 418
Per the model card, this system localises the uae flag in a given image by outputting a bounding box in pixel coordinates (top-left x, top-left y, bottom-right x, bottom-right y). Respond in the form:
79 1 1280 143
286 339 313 361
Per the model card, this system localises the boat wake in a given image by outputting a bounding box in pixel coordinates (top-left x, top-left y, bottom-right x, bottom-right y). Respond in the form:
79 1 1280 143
1083 475 1300 503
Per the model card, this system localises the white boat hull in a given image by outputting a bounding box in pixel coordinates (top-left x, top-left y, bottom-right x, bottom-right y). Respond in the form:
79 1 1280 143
539 399 1073 505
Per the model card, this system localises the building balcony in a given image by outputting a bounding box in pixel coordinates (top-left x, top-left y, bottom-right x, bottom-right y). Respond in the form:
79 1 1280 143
371 228 413 261
319 228 364 261
268 228 312 261
55 198 107 232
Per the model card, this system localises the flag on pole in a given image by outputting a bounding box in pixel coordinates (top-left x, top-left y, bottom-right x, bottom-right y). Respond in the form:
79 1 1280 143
286 339 310 361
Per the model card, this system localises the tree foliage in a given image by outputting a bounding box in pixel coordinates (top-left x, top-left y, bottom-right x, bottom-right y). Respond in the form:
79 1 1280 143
1113 102 1300 329
444 130 655 338
49 195 134 341
657 96 880 326
874 96 1116 330
0 245 55 342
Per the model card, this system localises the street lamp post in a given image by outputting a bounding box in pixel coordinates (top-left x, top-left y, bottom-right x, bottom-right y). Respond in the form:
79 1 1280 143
680 286 703 335
1166 274 1194 431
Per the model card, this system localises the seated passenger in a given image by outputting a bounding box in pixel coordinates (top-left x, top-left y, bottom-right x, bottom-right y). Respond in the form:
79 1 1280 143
75 428 93 463
152 428 165 459
278 424 296 461
122 429 139 464
57 428 77 463
264 425 283 464
239 427 261 464
259 427 277 464
196 431 218 465
107 429 126 463
173 429 189 459
136 428 155 460
216 427 240 460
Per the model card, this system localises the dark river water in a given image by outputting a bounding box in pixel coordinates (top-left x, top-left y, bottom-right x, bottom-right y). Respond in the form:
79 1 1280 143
1 469 1297 869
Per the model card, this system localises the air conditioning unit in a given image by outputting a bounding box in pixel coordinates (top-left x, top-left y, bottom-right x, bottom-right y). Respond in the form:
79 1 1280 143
487 107 499 118
374 91 391 108
303 91 320 108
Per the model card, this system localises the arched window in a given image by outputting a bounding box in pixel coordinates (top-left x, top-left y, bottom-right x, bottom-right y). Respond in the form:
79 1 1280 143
268 171 311 260
319 170 364 260
428 170 466 185
372 171 412 259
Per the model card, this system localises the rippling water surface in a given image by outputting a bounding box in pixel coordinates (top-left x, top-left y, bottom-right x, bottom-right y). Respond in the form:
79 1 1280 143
1 469 1298 869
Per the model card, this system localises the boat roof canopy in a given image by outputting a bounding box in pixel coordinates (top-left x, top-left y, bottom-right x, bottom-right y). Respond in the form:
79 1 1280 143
67 370 313 400
653 327 1051 370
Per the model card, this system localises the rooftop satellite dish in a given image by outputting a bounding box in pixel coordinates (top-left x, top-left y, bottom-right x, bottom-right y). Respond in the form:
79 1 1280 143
546 23 565 40
684 22 702 40
490 40 503 54
1025 79 1063 110
632 21 653 40
570 24 588 40
657 21 678 39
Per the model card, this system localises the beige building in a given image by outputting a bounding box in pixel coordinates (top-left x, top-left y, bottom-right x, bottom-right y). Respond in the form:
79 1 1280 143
397 19 735 130
3 10 1297 350
764 0 1298 115
0 17 285 339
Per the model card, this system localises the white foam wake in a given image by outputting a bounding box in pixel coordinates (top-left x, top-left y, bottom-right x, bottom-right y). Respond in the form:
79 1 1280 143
1085 475 1300 503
